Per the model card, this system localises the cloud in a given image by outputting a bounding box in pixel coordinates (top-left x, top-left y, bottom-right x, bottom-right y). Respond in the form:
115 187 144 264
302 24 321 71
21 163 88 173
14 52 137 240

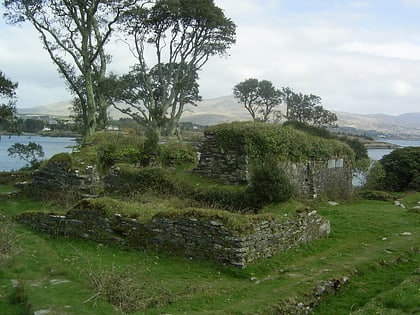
338 41 420 61
1 0 420 115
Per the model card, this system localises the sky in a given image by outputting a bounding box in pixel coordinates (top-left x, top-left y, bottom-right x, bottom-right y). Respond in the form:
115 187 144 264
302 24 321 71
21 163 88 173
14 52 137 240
1 0 420 115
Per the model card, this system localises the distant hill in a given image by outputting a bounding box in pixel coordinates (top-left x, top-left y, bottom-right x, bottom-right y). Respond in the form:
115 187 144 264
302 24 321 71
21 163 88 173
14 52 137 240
17 96 420 138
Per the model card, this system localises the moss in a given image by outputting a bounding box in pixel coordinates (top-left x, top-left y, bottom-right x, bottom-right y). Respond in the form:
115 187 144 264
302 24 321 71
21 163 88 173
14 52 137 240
74 197 162 223
153 208 276 235
207 122 354 163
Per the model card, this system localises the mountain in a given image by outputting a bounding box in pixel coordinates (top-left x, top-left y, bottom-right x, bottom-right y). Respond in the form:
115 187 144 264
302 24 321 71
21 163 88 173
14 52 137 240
17 96 420 138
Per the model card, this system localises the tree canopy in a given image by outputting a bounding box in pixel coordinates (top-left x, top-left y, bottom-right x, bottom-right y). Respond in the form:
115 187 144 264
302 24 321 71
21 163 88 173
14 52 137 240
106 0 236 139
0 71 18 136
234 78 337 128
4 0 140 138
285 90 337 128
233 78 282 123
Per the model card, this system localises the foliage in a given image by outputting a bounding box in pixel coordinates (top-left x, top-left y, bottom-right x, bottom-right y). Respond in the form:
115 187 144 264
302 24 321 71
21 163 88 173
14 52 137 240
0 71 18 134
159 141 198 167
379 146 420 191
185 182 249 211
0 70 18 98
233 78 282 122
0 222 21 267
107 165 175 195
246 159 294 208
7 142 45 169
154 208 276 235
282 87 337 128
4 1 136 138
357 190 394 201
108 0 236 138
207 121 354 163
85 263 172 313
1 188 420 314
77 132 145 171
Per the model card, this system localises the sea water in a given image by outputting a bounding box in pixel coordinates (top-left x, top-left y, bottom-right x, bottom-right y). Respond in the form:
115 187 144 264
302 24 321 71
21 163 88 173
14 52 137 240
0 135 76 171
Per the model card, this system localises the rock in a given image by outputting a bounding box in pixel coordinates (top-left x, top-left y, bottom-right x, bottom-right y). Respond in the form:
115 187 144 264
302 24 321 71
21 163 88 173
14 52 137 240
400 232 412 236
328 201 339 206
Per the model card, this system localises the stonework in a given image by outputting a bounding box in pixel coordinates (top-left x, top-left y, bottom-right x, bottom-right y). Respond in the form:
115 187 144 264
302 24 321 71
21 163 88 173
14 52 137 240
29 158 100 197
194 131 353 198
15 204 330 268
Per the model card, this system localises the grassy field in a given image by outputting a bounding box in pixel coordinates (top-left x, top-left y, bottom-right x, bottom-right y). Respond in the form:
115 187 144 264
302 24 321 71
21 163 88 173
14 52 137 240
0 190 419 314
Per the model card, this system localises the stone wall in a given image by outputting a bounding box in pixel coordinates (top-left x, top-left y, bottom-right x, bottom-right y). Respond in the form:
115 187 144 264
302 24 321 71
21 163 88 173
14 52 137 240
15 205 330 268
194 132 249 183
194 131 353 198
29 158 100 196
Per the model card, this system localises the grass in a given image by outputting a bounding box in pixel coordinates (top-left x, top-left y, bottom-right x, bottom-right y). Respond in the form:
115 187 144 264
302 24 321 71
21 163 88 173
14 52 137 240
0 189 419 314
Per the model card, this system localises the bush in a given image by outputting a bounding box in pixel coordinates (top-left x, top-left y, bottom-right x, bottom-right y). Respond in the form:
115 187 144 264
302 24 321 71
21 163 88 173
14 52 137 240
358 190 394 201
104 165 175 195
79 132 145 171
246 160 293 209
85 265 172 313
379 147 420 192
188 184 249 211
159 142 197 167
364 161 387 191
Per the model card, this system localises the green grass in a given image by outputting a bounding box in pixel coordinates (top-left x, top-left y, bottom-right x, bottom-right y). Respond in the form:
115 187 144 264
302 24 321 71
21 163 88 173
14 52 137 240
0 190 419 314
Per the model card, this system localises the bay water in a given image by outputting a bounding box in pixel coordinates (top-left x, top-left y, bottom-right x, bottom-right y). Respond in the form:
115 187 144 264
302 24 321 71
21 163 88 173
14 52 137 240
0 135 77 172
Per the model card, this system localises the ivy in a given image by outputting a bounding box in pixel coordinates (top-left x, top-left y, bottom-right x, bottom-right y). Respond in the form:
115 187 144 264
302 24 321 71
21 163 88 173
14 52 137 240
207 122 354 163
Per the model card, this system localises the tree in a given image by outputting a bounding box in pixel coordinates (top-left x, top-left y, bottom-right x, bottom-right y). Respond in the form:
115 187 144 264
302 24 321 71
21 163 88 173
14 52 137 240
379 147 420 191
233 78 259 121
233 78 282 123
286 90 337 128
107 0 236 139
7 142 45 169
0 71 18 138
4 0 140 138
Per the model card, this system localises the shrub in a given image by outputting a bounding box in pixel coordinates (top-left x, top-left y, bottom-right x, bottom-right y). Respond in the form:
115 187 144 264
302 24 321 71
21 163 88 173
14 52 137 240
85 265 172 313
364 161 387 191
0 222 22 267
358 190 394 201
207 122 354 162
79 132 145 171
379 147 420 191
104 164 175 195
159 141 197 167
246 160 294 209
188 184 249 211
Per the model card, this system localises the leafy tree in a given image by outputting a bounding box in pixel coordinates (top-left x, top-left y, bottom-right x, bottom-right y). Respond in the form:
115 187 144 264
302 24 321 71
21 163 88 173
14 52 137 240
379 147 420 192
7 142 45 169
4 0 139 138
233 78 259 121
286 90 337 128
233 78 282 122
107 0 236 139
0 71 18 138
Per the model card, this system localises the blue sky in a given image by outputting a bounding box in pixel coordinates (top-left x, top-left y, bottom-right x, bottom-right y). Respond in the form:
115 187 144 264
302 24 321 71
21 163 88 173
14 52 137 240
1 0 420 115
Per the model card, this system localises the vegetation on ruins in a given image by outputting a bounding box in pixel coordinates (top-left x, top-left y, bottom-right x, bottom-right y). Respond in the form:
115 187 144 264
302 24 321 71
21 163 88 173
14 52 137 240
207 121 354 163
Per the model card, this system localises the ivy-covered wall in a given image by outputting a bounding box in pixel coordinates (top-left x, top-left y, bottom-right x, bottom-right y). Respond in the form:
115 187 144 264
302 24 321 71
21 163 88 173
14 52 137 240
194 122 354 198
14 201 330 268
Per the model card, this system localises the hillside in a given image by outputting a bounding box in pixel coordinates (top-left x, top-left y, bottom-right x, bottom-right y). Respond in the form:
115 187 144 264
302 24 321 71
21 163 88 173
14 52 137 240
17 96 420 138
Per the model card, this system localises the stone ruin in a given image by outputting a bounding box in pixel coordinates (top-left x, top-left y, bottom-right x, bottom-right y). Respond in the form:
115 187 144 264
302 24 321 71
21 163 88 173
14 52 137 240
194 130 353 199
